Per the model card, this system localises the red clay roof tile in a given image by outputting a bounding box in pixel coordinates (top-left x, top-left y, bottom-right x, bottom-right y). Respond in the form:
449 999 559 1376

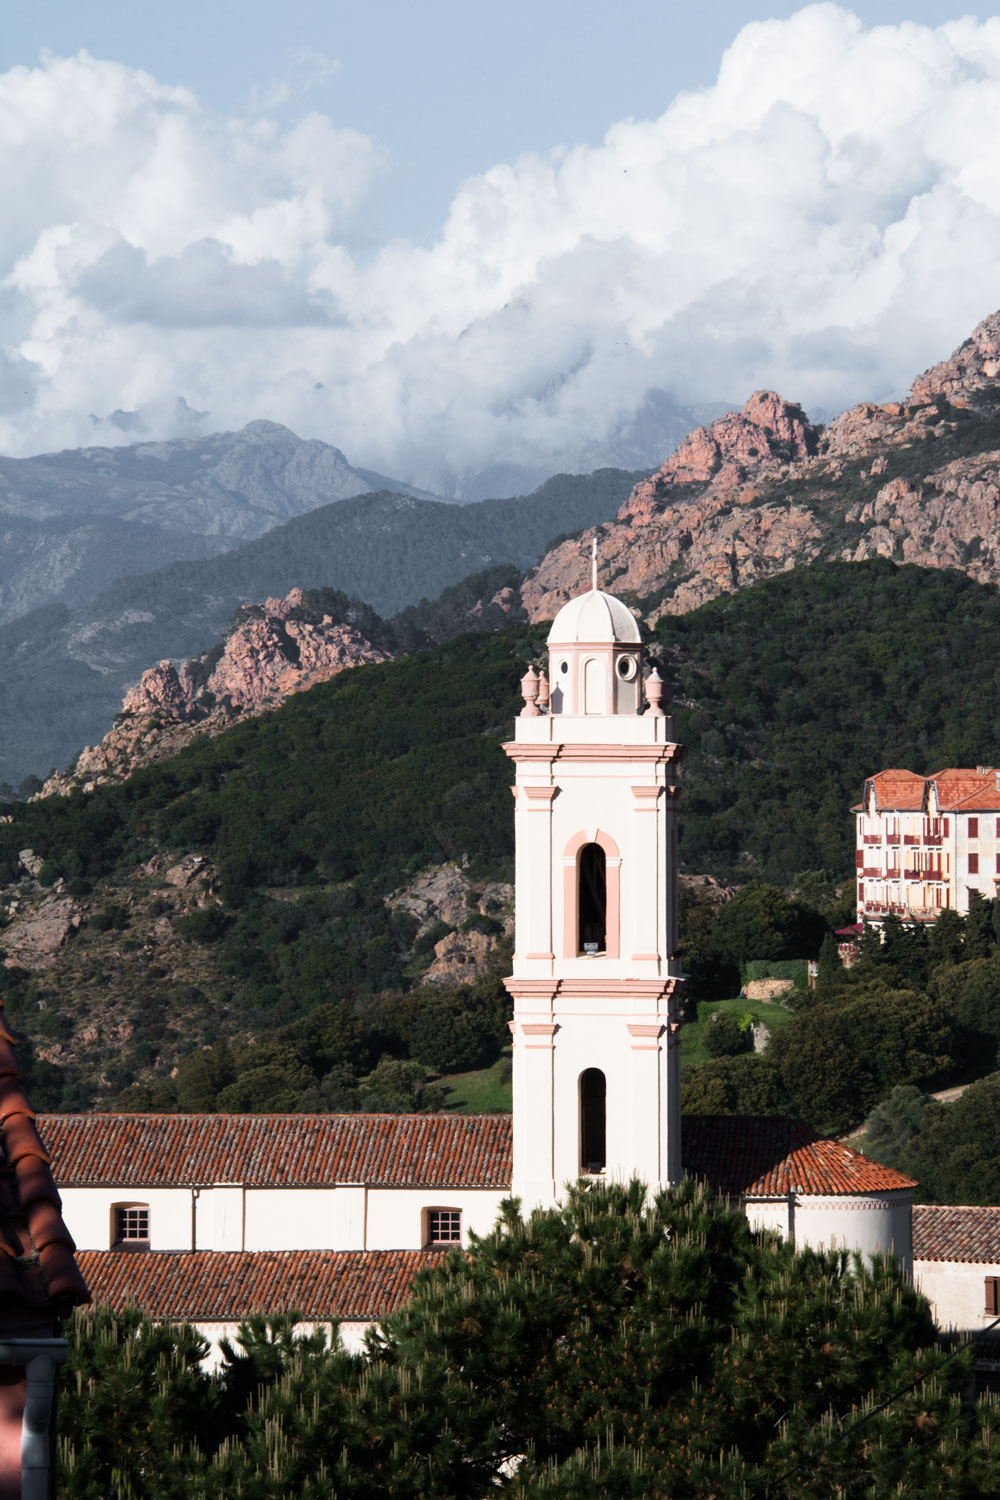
45 1112 911 1201
683 1116 916 1197
0 1010 90 1313
41 1113 514 1189
913 1205 1000 1263
3 1114 49 1167
75 1249 444 1322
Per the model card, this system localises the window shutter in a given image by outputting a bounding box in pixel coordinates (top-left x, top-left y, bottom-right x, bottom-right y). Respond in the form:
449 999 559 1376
986 1277 1000 1316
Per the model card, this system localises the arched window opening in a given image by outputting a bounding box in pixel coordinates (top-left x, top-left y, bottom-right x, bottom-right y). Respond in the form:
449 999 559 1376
580 1069 606 1174
578 842 607 953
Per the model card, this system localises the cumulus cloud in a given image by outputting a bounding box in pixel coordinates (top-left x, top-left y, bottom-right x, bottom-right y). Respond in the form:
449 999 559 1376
4 8 1000 490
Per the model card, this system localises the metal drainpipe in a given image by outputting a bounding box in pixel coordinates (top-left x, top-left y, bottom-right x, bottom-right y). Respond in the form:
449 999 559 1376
191 1187 201 1250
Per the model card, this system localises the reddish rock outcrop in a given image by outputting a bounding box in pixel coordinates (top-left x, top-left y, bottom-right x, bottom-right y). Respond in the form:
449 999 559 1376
41 589 392 796
521 310 1000 626
910 309 1000 405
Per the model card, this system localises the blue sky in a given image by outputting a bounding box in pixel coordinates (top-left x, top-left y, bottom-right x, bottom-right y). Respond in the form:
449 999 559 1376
0 2 981 242
1 4 999 486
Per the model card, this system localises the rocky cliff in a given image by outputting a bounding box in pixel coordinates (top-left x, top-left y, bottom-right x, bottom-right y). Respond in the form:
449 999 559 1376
519 311 1000 623
40 589 392 796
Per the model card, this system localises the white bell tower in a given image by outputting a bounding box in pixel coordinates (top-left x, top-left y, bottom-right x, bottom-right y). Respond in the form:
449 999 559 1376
504 568 686 1210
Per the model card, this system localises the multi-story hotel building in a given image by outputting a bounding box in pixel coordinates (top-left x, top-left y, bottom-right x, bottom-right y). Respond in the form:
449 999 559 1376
855 767 1000 923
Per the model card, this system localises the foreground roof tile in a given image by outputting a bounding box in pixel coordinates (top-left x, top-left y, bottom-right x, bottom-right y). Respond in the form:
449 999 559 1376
0 1014 90 1313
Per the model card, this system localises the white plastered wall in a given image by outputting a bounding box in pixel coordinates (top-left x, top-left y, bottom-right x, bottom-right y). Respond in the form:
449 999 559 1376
364 1186 507 1248
61 1187 194 1250
59 1183 509 1252
915 1261 999 1334
792 1192 913 1274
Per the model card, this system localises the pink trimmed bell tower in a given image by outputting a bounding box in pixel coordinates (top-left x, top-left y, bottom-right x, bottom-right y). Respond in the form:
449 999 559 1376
504 576 686 1210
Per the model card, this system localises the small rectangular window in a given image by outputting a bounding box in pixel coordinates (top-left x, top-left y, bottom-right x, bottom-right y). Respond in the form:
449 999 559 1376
115 1206 149 1244
427 1209 461 1245
986 1277 1000 1316
969 853 980 875
969 818 979 839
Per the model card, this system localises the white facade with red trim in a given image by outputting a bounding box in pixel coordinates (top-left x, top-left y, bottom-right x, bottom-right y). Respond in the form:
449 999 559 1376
504 587 685 1210
855 767 1000 923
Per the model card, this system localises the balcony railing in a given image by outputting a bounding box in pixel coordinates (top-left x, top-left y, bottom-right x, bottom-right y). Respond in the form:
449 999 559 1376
886 834 900 845
903 835 919 846
924 835 942 846
903 869 921 880
862 867 881 878
864 834 881 846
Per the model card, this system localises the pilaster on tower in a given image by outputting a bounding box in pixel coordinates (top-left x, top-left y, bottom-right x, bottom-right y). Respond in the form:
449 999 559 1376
503 584 686 1212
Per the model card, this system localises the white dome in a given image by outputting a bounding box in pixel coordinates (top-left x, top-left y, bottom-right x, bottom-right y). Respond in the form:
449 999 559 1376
546 588 642 646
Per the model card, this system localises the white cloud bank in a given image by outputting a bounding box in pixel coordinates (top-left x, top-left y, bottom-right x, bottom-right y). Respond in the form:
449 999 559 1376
4 6 1000 489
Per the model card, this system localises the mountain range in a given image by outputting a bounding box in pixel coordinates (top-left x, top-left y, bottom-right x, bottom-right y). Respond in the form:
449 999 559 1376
0 470 641 786
0 419 443 628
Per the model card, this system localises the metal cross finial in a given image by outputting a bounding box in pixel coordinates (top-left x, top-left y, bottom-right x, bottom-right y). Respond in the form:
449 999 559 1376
591 536 598 591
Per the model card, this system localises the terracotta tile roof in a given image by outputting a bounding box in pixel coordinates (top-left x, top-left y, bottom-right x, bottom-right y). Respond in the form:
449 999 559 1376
913 1206 1000 1264
866 770 927 811
682 1116 916 1198
41 1113 513 1189
0 1018 89 1313
46 1111 911 1203
858 767 1000 814
75 1249 443 1321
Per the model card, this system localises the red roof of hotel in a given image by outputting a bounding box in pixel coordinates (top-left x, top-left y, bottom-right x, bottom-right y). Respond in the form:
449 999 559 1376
76 1249 443 1322
682 1116 916 1198
40 1113 513 1189
856 767 1000 814
0 1025 90 1315
863 769 928 811
912 1206 1000 1264
45 1112 911 1201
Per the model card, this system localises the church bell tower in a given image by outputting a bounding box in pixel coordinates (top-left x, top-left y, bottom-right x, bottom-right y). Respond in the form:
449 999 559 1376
504 564 686 1209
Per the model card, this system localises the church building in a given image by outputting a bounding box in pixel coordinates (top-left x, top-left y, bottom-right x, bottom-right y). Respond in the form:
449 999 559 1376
31 577 988 1353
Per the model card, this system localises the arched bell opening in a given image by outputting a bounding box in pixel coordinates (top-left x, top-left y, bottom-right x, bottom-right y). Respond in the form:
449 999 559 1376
578 842 607 954
579 1068 607 1175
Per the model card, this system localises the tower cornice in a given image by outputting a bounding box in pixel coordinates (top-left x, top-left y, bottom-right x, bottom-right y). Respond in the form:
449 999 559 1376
503 742 685 766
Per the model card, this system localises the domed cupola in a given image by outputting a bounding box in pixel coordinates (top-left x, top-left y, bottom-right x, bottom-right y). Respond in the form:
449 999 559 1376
546 575 644 717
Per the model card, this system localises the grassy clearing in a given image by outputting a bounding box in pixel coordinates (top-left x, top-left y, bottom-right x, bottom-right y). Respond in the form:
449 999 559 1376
681 996 797 1068
441 1053 513 1112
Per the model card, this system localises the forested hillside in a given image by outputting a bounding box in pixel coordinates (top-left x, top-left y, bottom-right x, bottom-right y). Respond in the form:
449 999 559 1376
4 557 1000 1117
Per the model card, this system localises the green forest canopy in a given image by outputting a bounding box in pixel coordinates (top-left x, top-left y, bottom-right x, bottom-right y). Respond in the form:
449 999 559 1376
6 557 1000 896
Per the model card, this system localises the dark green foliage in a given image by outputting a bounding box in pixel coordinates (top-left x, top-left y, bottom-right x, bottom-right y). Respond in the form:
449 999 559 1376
174 905 232 943
56 1186 1000 1497
859 1085 935 1174
89 903 129 933
682 1054 789 1115
710 882 825 963
658 557 1000 881
701 1009 748 1058
766 987 956 1135
861 1073 1000 1206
